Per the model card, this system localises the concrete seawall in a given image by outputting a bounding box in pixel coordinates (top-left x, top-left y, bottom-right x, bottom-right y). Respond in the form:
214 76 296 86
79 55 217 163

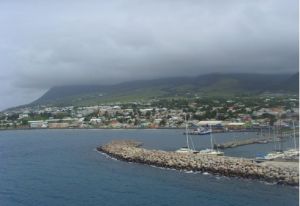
214 133 298 149
97 140 299 186
214 137 272 149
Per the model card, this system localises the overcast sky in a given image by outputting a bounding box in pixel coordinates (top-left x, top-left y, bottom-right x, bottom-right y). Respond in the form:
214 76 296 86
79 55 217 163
0 0 298 110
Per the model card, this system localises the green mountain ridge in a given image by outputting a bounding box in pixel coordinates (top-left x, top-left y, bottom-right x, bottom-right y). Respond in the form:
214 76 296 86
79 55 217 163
28 73 299 107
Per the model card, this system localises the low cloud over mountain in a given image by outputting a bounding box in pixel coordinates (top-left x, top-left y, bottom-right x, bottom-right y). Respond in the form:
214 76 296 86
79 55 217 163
0 0 298 110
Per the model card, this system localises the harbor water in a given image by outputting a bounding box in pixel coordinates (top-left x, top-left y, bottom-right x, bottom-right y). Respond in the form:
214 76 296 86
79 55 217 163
0 129 298 206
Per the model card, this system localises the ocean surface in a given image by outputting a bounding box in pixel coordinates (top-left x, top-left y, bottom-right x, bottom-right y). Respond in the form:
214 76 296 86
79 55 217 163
0 129 298 206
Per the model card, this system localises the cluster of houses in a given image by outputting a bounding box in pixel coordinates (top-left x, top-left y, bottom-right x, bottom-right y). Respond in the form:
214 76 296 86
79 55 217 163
0 96 298 130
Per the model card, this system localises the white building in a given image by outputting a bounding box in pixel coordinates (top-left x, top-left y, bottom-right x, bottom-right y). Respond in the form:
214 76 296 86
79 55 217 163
198 120 223 126
28 121 48 128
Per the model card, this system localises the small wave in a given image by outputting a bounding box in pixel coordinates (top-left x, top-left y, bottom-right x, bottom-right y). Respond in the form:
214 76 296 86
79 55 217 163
96 150 119 161
149 165 177 171
185 171 201 174
263 182 277 186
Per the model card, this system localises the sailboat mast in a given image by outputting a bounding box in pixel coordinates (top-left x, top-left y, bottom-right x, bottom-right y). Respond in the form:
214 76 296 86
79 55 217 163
210 124 213 150
293 121 297 150
273 125 277 151
279 119 283 152
185 114 189 149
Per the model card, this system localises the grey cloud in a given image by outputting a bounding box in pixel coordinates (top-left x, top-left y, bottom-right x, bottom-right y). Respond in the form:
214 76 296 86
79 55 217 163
0 0 298 109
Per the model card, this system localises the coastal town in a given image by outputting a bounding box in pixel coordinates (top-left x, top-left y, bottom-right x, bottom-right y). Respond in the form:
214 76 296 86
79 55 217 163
0 0 298 204
0 94 298 130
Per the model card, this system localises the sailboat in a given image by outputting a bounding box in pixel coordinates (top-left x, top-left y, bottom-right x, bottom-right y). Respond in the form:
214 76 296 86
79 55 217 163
282 121 299 159
199 125 224 156
258 121 299 161
176 115 198 153
257 127 268 144
255 125 282 161
263 123 284 160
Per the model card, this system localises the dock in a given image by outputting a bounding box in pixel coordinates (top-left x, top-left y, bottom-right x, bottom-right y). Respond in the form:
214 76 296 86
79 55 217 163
214 137 272 149
214 132 298 149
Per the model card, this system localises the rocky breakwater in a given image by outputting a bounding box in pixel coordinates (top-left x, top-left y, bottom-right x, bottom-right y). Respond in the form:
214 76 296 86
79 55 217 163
97 140 299 186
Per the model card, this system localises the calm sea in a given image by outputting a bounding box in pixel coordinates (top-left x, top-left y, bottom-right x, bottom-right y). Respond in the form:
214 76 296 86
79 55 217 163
0 129 298 206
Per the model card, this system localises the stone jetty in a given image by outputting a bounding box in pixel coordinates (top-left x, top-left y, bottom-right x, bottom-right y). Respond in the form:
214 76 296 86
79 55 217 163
97 140 299 186
214 133 298 149
214 137 272 149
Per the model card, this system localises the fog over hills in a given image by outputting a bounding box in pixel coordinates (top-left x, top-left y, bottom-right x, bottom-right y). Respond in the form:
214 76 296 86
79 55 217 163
0 1 298 110
24 73 298 107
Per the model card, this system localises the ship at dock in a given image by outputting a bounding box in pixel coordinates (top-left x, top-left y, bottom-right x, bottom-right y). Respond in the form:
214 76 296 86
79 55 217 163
183 127 212 135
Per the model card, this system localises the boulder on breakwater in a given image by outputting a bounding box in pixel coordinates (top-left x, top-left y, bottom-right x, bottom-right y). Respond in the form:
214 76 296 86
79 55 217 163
97 140 299 186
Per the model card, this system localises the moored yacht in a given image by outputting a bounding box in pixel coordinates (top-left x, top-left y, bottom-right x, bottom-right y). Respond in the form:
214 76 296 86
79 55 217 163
256 121 299 161
199 148 224 156
176 114 198 154
176 147 198 153
199 125 224 156
263 151 284 160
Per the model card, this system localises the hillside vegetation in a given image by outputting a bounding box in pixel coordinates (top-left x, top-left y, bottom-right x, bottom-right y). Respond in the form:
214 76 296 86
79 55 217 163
30 73 299 106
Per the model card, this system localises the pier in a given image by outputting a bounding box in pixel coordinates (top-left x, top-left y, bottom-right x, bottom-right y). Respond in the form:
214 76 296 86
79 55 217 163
214 137 272 149
214 132 298 149
97 140 299 186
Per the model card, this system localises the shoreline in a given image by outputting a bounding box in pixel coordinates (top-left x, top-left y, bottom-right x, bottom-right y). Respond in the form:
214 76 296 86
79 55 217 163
97 140 299 186
0 127 185 132
0 127 267 133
